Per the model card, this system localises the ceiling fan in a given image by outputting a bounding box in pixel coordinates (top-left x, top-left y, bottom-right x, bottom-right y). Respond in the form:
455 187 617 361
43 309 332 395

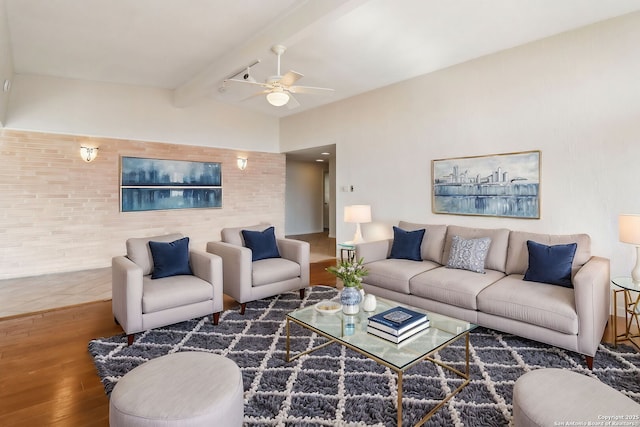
223 45 334 109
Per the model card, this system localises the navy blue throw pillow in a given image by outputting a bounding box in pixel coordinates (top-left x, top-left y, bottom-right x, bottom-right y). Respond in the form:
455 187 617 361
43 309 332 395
148 237 193 279
523 240 577 288
388 226 425 261
242 226 281 261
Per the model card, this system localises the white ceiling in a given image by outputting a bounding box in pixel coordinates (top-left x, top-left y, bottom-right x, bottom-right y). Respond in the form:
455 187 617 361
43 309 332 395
4 0 640 120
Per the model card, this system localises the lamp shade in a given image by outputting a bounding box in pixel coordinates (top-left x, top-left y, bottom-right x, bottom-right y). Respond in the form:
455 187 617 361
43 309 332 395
344 205 372 224
619 214 640 245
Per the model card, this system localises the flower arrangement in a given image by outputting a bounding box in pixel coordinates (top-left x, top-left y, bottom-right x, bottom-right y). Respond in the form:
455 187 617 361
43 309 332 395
326 258 368 288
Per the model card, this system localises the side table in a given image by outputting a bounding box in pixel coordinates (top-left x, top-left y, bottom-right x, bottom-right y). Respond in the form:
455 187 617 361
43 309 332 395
611 276 640 350
338 242 355 262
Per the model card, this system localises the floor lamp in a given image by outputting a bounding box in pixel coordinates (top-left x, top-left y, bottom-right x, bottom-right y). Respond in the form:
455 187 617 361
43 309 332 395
619 214 640 283
344 205 371 244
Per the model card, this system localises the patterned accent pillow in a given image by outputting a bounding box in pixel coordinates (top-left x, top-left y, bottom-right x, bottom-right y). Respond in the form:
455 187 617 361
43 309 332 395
446 235 492 274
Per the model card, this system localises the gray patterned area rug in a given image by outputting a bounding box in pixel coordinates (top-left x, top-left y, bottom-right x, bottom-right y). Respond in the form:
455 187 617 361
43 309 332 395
89 287 640 427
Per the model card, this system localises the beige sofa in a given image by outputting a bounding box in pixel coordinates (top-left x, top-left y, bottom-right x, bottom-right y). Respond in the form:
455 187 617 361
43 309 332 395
355 221 610 369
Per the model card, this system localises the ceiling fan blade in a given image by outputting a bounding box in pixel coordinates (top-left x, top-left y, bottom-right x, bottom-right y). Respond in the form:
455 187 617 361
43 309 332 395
224 78 271 89
279 70 304 87
288 85 335 95
240 90 271 102
286 93 301 110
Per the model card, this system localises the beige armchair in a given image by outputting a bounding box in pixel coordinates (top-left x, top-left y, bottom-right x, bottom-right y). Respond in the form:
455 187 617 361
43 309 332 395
112 233 223 345
207 225 310 314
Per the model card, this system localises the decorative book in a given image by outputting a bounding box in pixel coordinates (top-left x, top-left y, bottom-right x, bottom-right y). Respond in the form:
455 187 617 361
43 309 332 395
366 319 430 344
368 306 428 335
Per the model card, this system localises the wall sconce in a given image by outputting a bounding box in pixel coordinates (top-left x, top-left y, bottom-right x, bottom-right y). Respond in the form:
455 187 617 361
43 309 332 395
237 157 248 170
80 146 99 163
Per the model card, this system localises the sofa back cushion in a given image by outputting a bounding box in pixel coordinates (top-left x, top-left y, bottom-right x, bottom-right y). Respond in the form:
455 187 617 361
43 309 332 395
398 221 447 264
506 231 591 276
443 225 510 273
221 224 271 246
127 233 184 276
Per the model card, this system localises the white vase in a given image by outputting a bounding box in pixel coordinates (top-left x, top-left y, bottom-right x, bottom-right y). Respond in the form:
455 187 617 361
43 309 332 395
362 294 377 312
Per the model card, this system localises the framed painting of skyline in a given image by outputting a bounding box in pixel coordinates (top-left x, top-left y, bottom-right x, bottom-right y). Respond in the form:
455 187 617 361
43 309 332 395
432 150 540 219
120 156 222 212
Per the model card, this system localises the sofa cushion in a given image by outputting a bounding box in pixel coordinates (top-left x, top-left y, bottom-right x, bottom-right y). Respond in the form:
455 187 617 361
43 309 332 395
398 221 447 264
446 235 491 273
148 237 193 279
127 233 184 276
388 226 425 261
221 224 270 246
506 231 590 276
410 267 505 310
477 275 578 334
443 226 510 273
142 275 214 313
364 259 440 294
242 226 281 261
252 258 301 286
523 240 577 288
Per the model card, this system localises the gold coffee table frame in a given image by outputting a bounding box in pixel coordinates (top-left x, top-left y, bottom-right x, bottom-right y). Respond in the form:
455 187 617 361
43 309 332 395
285 297 475 427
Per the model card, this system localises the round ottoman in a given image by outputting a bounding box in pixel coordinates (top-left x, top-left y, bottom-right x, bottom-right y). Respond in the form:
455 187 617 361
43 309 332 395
109 352 243 427
513 368 640 427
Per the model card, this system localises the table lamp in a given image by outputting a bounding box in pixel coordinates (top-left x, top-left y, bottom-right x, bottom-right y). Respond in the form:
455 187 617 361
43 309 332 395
344 205 371 244
619 214 640 283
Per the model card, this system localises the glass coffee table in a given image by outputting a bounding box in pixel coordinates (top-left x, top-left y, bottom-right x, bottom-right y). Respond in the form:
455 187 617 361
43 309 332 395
285 296 477 426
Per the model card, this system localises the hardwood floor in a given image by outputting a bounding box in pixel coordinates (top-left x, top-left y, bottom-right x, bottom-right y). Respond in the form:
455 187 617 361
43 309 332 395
0 260 337 426
0 262 635 426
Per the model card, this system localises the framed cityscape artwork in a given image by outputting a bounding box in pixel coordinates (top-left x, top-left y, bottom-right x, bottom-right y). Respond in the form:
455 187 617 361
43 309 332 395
120 156 222 212
431 150 540 219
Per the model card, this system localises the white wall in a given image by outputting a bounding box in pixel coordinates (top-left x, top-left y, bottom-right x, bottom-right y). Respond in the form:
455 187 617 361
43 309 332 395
282 12 640 279
0 0 13 126
285 160 325 235
6 74 279 151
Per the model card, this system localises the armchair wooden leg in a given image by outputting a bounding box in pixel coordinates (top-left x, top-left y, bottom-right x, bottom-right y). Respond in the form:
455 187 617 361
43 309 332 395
240 303 246 315
212 312 220 325
299 288 305 299
585 355 593 370
127 334 134 346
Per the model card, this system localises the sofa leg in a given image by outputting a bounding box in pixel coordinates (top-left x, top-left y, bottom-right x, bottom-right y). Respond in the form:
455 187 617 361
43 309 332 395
585 355 594 370
299 288 305 299
127 334 134 346
240 303 246 315
212 312 220 325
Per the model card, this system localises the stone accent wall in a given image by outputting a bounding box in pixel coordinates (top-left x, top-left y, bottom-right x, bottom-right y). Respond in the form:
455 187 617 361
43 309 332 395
0 129 285 279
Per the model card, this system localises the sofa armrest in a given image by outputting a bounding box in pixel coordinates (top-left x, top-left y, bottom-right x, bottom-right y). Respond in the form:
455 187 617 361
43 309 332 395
355 239 392 264
277 238 310 286
190 249 224 313
573 256 611 356
111 255 144 334
206 241 253 302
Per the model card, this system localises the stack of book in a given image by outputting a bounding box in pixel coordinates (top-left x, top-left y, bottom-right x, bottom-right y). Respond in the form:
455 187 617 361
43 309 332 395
367 306 430 344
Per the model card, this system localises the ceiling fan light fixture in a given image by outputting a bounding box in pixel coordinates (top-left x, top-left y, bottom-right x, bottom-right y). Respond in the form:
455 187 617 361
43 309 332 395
266 90 290 107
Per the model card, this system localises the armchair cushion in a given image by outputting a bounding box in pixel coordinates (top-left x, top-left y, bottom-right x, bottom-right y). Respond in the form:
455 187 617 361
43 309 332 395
142 275 215 313
524 240 577 288
149 237 193 279
252 258 301 286
242 226 281 261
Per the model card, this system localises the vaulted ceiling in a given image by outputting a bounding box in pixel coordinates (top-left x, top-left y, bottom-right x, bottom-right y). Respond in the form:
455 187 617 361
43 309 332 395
4 0 640 118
